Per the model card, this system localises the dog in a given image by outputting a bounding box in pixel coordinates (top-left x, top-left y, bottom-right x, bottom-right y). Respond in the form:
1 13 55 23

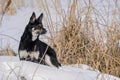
18 12 61 68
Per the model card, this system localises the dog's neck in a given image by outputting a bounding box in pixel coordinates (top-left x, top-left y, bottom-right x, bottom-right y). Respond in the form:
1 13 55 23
31 31 39 41
21 29 40 41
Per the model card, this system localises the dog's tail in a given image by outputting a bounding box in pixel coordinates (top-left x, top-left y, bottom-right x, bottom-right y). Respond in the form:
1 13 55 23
51 57 61 68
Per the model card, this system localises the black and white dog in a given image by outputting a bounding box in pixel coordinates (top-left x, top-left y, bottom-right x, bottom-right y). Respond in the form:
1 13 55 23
18 12 61 68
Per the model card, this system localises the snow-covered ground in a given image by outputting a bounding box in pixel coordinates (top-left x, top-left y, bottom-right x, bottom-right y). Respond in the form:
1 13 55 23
0 56 119 80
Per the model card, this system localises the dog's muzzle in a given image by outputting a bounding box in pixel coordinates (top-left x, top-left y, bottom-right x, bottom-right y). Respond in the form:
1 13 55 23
37 29 47 35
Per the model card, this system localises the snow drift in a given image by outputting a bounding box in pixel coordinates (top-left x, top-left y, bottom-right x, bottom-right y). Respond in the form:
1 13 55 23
0 56 119 80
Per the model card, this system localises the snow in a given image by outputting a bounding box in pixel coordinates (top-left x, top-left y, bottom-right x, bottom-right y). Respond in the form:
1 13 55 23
0 56 119 80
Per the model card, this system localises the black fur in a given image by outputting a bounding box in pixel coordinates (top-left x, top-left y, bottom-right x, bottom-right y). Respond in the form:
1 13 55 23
18 12 61 68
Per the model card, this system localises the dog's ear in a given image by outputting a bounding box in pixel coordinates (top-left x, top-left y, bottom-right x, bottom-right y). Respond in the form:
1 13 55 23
30 12 36 23
38 13 43 22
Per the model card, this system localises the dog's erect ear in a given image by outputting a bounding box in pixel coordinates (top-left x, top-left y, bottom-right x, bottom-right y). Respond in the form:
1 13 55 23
38 13 43 22
30 12 36 23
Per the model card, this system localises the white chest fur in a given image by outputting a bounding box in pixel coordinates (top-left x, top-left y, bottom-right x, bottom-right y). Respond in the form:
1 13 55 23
31 28 39 41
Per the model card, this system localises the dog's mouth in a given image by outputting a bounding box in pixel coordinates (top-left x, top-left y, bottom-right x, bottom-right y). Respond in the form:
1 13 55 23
36 29 47 35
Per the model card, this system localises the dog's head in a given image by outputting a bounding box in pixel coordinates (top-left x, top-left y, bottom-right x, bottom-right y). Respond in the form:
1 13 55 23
26 12 47 41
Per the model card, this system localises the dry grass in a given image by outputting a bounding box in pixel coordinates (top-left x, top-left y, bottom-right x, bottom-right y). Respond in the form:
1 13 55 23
46 0 120 77
0 46 16 56
0 0 120 77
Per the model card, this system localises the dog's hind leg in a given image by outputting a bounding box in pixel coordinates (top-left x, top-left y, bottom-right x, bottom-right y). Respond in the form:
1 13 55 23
45 54 55 67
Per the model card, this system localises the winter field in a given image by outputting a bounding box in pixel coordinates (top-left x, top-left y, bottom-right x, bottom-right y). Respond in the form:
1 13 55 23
0 0 120 80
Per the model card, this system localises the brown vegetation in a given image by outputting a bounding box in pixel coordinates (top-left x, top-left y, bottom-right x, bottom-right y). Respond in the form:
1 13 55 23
0 46 16 56
48 0 120 77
